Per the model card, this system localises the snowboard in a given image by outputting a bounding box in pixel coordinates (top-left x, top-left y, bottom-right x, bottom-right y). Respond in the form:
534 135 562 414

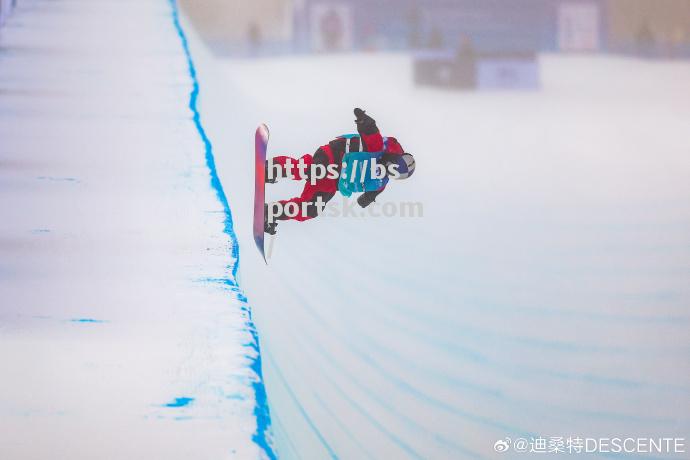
253 124 270 263
338 150 387 197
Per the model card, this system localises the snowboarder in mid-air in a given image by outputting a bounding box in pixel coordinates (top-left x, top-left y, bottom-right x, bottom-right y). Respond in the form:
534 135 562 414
264 108 415 234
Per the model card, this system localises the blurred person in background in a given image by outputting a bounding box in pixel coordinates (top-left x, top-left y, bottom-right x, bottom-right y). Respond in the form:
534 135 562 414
321 7 344 51
407 4 422 49
247 22 262 56
671 26 687 59
427 25 444 49
636 21 656 57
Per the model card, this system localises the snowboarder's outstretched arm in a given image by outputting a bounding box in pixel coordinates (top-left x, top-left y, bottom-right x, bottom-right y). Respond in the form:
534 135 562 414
354 108 384 152
353 109 399 208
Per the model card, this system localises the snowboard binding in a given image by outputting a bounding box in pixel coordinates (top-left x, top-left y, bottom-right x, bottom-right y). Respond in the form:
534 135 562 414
264 203 278 235
265 160 278 184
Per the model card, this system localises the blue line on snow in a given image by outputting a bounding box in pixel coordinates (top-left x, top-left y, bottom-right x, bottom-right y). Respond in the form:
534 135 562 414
167 2 276 459
266 351 339 460
69 318 107 323
164 397 194 408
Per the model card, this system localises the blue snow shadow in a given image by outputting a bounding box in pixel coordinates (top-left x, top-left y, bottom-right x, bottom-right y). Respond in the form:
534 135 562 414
69 318 108 324
36 176 79 183
163 397 195 408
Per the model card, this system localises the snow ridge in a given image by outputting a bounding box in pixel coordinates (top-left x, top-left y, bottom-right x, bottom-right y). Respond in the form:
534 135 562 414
168 1 276 457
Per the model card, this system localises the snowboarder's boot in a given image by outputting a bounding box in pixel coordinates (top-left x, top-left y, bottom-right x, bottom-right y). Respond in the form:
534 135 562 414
264 203 278 235
265 160 278 184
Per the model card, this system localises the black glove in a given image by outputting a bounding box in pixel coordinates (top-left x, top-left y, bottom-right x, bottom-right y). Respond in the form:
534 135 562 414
357 192 376 208
353 108 378 135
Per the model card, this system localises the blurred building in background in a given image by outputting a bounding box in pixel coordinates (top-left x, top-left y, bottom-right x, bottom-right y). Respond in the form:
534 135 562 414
179 0 294 55
294 0 558 53
606 0 690 58
179 0 690 59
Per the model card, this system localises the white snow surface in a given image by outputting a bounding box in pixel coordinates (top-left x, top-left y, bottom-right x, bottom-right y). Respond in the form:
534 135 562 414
2 1 690 458
0 1 265 459
191 45 690 459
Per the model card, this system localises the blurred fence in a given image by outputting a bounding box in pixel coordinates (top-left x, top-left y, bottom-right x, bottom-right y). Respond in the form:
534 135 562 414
181 0 690 59
293 0 559 54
